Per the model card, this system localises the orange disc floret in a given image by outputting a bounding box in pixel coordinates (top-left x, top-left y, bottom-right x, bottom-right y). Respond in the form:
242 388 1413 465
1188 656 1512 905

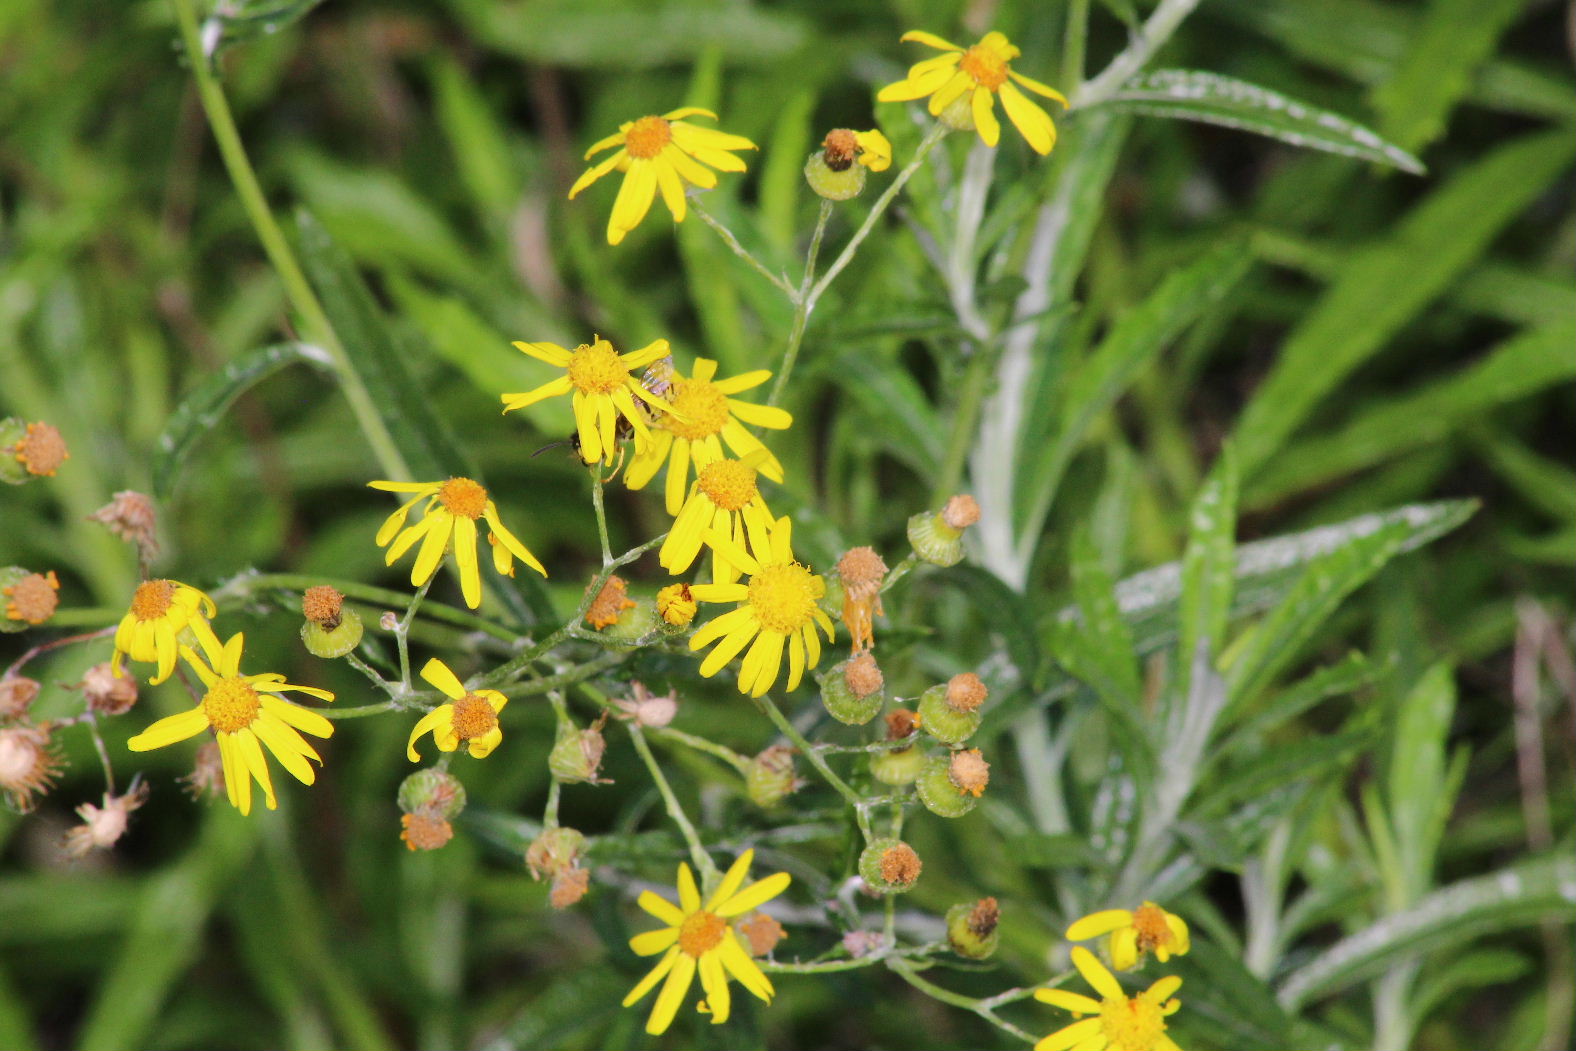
12 422 69 476
4 571 59 625
585 574 637 629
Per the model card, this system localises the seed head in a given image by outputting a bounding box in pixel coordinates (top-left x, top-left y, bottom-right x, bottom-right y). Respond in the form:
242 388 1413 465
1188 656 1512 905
400 812 454 852
549 866 590 908
585 575 636 629
63 782 149 858
301 586 344 629
0 676 40 719
76 663 139 716
945 672 988 712
737 911 786 957
87 491 159 562
948 748 991 797
844 653 884 698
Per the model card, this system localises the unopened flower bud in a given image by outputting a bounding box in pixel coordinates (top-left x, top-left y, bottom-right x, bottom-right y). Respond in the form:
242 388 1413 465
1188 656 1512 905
1 419 69 484
917 749 989 817
820 654 884 725
1 568 59 630
64 782 150 858
859 838 922 893
918 673 988 745
0 676 41 719
946 897 1000 959
526 826 587 880
76 663 138 716
548 714 609 784
745 744 800 808
397 768 468 819
655 583 696 629
549 866 590 908
379 611 398 631
300 586 364 658
612 682 678 729
0 724 61 812
907 495 979 568
87 491 159 562
736 910 786 956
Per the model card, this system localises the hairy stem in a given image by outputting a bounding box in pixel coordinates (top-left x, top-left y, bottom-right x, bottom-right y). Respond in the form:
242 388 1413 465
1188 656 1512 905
627 723 719 882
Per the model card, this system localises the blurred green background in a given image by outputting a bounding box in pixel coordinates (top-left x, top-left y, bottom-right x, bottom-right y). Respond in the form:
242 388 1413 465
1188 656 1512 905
1 0 1572 1048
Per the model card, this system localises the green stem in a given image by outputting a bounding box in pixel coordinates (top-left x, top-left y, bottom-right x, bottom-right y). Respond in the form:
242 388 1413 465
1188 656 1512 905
1061 0 1090 87
213 572 517 643
1074 0 1202 107
768 198 834 406
543 779 561 830
496 651 626 698
931 339 1000 505
627 723 719 883
395 577 433 690
590 469 613 566
756 694 863 812
880 553 922 594
318 700 403 720
651 727 753 776
169 0 411 481
887 960 1039 1043
691 201 794 296
806 123 949 314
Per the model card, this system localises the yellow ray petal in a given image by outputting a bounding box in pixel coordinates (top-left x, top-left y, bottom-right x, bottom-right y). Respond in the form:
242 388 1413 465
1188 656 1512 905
1000 82 1056 155
501 374 574 414
1066 909 1132 941
1034 988 1102 1014
630 927 680 957
608 161 659 244
645 952 697 1035
718 935 775 1001
638 890 686 926
972 87 1001 147
1035 1017 1102 1051
510 340 574 366
622 947 679 1007
676 862 701 912
900 29 962 51
699 951 731 1024
717 871 790 917
406 706 451 762
126 706 210 751
259 695 334 738
1071 946 1123 1001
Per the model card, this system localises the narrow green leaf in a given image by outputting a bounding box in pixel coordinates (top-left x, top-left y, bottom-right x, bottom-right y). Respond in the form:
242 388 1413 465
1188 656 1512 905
757 89 814 258
152 341 331 501
1277 852 1576 1009
1473 432 1576 523
1015 239 1251 549
829 351 944 474
1369 0 1530 153
204 0 324 58
430 56 522 222
1066 522 1142 706
1216 651 1377 760
1176 443 1239 706
940 565 1042 691
1234 130 1575 474
1250 321 1576 504
1223 521 1412 708
1387 664 1456 871
1098 69 1424 173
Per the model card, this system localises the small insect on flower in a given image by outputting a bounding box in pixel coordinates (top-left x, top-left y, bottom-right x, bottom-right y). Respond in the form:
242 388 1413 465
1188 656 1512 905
369 477 546 609
688 516 836 697
626 357 793 516
570 108 757 245
126 627 335 816
406 658 509 762
111 578 216 684
1066 901 1191 971
623 849 790 1035
1034 947 1185 1051
878 30 1067 155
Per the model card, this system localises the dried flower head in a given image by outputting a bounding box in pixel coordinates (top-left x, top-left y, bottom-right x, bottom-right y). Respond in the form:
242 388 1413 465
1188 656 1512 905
301 586 344 629
945 673 988 712
585 575 637 630
967 897 1000 938
613 682 678 729
10 421 69 477
879 842 923 887
526 826 587 881
837 546 888 653
0 724 61 812
64 781 150 858
943 494 980 530
737 910 786 957
842 930 887 959
549 866 591 908
87 491 159 562
885 708 920 740
948 748 991 797
182 740 225 800
844 652 884 698
4 570 59 626
400 812 454 852
76 662 139 716
0 676 41 719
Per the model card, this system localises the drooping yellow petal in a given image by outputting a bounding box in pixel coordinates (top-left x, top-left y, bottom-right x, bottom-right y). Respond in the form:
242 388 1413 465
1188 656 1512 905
653 157 688 222
410 512 453 587
718 935 775 1001
126 706 211 751
999 81 1056 155
251 715 319 786
697 618 759 678
742 630 785 697
608 161 659 245
1009 69 1069 103
623 947 679 1007
233 729 277 811
699 951 731 1025
501 375 574 414
645 952 697 1035
899 29 963 51
1071 946 1124 1002
406 706 452 762
972 87 1001 147
420 658 467 700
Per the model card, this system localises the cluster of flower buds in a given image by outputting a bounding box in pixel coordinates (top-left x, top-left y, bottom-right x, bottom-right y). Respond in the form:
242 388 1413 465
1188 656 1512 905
398 768 468 852
525 826 590 908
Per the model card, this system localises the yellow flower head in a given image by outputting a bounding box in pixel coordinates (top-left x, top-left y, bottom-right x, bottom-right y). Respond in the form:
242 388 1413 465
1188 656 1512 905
1034 947 1184 1051
112 578 216 684
127 625 335 816
502 337 676 466
569 107 757 245
877 30 1068 155
822 127 893 173
660 451 778 584
625 358 792 515
1067 901 1191 971
688 516 835 697
623 849 790 1035
369 477 546 610
407 657 508 761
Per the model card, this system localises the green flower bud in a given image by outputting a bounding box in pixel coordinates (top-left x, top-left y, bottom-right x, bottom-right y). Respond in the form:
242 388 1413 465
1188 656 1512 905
548 715 609 784
744 744 800 808
917 673 987 745
858 837 922 893
301 608 364 658
804 152 868 201
946 897 1000 959
820 653 885 725
916 749 989 818
0 419 27 486
907 495 979 567
397 768 467 819
870 743 927 786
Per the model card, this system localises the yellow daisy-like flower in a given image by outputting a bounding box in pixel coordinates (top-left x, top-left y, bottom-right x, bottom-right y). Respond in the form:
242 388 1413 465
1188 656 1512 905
877 30 1068 155
111 578 216 685
626 358 792 515
369 477 546 610
688 516 835 697
406 657 508 761
127 626 334 816
502 337 676 466
1034 947 1184 1051
660 452 777 584
1067 901 1191 971
570 107 757 245
623 849 790 1035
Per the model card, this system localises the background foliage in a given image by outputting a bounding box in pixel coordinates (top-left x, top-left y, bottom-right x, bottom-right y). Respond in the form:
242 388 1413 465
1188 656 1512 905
1 0 1572 1048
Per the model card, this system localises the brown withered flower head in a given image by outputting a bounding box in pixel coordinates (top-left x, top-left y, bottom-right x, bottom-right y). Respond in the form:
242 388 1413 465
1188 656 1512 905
75 662 139 717
0 724 62 812
612 681 678 729
87 491 159 563
4 571 60 626
0 676 41 720
836 546 888 653
64 781 150 858
584 574 636 629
